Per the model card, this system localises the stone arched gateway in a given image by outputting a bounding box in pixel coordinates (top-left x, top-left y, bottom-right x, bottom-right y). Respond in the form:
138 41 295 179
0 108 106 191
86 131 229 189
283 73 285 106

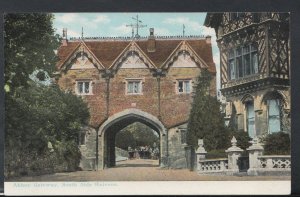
98 109 168 169
55 31 216 171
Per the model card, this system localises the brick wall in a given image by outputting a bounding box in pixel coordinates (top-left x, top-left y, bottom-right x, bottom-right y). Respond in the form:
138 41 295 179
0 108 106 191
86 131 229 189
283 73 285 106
57 66 215 129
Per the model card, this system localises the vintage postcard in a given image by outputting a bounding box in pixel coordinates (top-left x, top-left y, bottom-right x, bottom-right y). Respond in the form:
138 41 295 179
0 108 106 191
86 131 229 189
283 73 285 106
3 12 291 195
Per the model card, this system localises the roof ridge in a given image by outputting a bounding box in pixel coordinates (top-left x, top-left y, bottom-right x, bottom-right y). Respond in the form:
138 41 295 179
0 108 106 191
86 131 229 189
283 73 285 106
69 35 207 42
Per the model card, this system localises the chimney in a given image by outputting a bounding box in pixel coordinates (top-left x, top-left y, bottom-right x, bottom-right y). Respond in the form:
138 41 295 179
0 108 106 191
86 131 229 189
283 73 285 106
62 28 68 46
205 35 211 44
147 28 156 52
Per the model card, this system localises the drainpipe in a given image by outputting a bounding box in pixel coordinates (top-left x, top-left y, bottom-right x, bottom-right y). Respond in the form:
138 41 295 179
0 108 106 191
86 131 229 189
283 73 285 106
105 73 111 118
153 69 168 167
96 128 99 171
153 69 165 119
157 76 161 119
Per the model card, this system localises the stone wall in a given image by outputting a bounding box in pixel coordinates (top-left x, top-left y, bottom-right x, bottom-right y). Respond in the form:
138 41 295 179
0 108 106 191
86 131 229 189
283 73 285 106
225 87 290 136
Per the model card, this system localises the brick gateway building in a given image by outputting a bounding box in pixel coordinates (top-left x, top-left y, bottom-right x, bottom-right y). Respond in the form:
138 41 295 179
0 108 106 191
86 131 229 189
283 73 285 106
55 28 216 170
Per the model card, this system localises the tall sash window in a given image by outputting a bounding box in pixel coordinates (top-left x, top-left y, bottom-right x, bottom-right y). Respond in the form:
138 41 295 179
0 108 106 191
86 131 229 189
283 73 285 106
267 99 281 133
246 101 255 138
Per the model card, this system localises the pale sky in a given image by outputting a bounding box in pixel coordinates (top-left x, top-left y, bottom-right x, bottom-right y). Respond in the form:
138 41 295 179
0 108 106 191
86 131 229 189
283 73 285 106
53 13 220 90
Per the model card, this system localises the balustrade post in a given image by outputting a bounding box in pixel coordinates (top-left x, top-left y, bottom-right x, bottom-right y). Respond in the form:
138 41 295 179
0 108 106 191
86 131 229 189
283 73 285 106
225 136 244 175
266 158 273 169
246 137 264 176
220 160 225 171
195 139 207 172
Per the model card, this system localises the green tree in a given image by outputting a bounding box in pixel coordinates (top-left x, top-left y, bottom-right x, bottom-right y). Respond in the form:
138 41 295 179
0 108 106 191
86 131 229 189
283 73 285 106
187 69 230 151
115 122 159 150
4 13 90 178
115 129 136 150
4 13 59 92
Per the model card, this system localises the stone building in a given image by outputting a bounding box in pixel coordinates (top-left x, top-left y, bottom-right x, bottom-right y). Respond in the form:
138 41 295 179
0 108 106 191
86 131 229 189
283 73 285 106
55 28 216 170
204 13 290 138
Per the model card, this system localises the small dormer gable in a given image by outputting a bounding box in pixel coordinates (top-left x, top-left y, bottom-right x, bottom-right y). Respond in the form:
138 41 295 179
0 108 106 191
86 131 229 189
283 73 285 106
59 41 105 72
110 41 157 71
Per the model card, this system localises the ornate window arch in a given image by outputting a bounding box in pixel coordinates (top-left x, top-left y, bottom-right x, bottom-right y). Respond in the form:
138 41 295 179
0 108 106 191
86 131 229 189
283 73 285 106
262 91 285 134
241 94 255 138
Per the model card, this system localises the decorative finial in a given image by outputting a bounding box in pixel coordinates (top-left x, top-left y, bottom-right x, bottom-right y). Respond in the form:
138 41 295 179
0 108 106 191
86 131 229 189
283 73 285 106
183 24 185 37
231 136 237 147
250 136 259 145
198 139 204 147
81 27 84 40
196 139 207 154
62 28 67 39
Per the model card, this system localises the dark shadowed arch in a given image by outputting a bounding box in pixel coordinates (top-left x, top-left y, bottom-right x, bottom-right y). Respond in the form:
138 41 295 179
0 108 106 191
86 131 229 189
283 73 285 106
98 109 167 169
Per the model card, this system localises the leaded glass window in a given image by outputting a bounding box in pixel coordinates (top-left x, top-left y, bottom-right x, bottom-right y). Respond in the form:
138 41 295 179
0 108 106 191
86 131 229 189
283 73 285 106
177 80 191 94
127 80 142 94
77 81 92 95
228 44 258 80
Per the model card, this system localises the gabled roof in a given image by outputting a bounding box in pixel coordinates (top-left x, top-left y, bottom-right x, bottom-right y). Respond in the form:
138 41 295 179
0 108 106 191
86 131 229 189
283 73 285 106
109 41 157 70
136 39 182 67
56 37 216 73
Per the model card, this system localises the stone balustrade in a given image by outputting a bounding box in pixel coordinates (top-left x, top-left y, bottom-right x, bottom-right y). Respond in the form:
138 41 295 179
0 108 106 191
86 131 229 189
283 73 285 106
199 158 229 172
195 136 291 176
258 155 291 169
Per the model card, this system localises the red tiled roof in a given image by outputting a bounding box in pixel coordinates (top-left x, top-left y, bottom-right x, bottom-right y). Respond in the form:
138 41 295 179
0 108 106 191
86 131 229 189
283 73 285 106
136 39 182 67
85 41 130 68
56 38 216 73
56 41 80 69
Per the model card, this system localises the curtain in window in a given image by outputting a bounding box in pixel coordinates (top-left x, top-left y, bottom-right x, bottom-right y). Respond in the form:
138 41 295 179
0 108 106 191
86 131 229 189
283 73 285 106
252 52 258 73
243 46 251 75
246 101 255 138
267 99 281 133
78 82 83 93
128 82 133 93
178 81 183 92
229 59 236 79
184 81 190 93
133 82 139 93
84 82 90 94
236 48 243 78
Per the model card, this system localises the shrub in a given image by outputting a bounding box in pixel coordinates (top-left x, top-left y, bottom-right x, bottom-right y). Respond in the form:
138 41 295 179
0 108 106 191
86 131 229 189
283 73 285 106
206 149 227 159
53 141 81 172
263 132 290 155
228 131 252 150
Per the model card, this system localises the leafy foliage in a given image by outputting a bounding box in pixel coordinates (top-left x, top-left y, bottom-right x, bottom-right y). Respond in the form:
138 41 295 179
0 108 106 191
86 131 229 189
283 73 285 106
4 13 59 92
206 149 227 159
115 122 159 150
5 84 89 178
4 13 89 178
115 129 137 150
228 131 252 150
263 132 290 155
187 69 230 151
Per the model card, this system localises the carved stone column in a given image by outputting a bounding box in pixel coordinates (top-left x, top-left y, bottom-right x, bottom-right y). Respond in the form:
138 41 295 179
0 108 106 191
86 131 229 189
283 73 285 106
247 137 264 176
195 139 207 171
225 136 244 175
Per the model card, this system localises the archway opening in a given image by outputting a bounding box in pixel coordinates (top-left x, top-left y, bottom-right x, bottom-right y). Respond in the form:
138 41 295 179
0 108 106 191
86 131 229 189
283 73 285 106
101 110 166 169
114 122 160 168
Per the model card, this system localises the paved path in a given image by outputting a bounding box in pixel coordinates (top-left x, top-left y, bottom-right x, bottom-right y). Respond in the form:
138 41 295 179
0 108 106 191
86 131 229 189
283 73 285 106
8 159 290 181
